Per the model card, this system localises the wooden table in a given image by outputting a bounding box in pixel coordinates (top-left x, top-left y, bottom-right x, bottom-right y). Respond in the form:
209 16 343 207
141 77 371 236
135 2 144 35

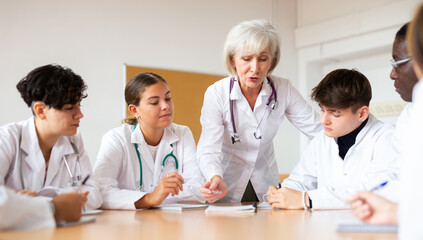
0 206 397 240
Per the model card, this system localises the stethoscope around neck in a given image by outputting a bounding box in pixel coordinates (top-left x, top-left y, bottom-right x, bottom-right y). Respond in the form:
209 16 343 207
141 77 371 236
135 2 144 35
229 76 278 144
132 124 179 190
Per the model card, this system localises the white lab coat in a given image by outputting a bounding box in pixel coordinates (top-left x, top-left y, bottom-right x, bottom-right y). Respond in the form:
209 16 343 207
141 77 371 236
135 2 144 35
282 114 398 209
399 80 423 239
197 75 322 202
0 117 102 209
392 103 413 163
94 123 205 210
0 186 55 230
373 103 413 203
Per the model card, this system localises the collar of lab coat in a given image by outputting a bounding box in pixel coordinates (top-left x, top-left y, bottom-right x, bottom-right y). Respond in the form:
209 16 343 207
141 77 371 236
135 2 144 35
229 76 273 104
20 117 74 156
20 117 76 186
20 117 41 155
334 114 377 147
130 124 180 146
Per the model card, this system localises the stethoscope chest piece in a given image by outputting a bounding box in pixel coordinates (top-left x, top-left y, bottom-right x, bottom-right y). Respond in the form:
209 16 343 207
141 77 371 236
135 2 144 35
231 134 241 144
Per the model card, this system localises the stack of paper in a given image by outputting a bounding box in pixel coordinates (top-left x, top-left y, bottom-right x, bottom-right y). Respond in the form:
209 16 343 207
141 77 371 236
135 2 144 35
57 216 96 228
152 203 208 211
257 202 272 209
335 220 397 233
82 209 103 215
205 205 256 214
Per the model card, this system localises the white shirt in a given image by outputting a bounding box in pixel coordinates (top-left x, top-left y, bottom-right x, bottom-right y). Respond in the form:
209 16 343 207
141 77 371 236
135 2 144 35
147 144 159 160
0 117 102 209
0 186 55 230
197 75 322 202
399 80 423 239
94 123 205 210
282 114 398 209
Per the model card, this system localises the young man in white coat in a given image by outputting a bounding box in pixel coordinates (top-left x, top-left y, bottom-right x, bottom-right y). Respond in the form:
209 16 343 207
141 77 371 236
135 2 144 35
0 64 102 209
266 69 398 210
0 186 84 230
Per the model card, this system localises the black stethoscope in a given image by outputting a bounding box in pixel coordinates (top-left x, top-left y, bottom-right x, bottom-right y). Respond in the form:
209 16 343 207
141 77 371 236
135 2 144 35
229 76 277 144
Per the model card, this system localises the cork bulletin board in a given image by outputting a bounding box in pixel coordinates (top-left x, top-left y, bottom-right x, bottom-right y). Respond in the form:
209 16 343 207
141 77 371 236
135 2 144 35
125 65 225 143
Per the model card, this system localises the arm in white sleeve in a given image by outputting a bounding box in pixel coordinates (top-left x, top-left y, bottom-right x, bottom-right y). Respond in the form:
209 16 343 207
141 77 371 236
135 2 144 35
0 124 19 185
94 131 145 210
283 80 322 139
197 85 226 181
281 137 318 192
0 186 55 230
309 127 398 210
164 128 205 203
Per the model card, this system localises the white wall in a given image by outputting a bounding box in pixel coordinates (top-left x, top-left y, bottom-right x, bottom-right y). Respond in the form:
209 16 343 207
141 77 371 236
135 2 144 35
298 0 402 27
0 0 299 172
0 0 420 175
295 0 420 164
271 0 302 173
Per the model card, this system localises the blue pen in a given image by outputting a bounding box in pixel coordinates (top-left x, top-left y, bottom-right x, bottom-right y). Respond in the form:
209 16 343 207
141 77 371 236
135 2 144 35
370 181 388 192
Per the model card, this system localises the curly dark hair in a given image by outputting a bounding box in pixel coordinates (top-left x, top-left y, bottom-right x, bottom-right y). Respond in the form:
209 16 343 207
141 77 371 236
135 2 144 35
311 68 372 113
16 64 87 111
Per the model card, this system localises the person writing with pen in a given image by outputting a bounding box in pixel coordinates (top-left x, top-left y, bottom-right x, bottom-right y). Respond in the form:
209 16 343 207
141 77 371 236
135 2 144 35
94 72 205 210
0 64 102 210
267 69 399 210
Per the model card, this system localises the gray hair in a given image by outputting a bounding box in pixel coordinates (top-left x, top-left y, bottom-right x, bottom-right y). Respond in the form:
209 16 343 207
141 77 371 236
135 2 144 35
222 19 281 76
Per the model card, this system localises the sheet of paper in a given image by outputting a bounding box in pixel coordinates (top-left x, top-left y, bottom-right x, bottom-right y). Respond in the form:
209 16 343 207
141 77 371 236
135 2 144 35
335 219 397 232
205 205 256 214
82 209 103 215
153 203 208 211
257 202 272 209
57 216 96 228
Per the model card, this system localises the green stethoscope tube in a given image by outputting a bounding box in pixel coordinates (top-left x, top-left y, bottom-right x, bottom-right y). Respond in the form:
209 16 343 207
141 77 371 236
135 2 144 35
133 125 179 188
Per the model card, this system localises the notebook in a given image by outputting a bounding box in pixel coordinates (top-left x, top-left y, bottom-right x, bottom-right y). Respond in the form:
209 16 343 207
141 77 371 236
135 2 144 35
335 219 397 233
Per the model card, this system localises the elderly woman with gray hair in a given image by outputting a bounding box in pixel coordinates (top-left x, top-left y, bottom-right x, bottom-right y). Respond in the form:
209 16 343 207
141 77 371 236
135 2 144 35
197 19 321 203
